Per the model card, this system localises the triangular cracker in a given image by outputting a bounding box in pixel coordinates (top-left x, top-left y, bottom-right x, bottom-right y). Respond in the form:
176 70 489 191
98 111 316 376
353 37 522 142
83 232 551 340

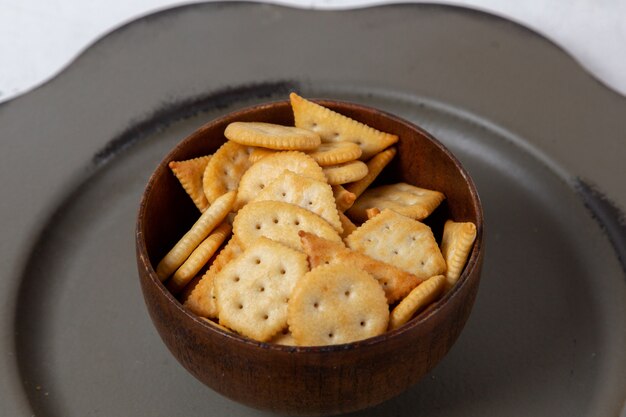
202 141 253 204
214 237 309 342
345 209 446 278
440 220 477 290
347 182 445 223
169 155 211 212
290 93 398 160
299 231 425 304
254 170 342 233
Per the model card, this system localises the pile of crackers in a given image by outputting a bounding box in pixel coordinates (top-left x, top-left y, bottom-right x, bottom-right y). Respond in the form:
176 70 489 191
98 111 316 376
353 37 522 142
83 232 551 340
156 93 476 346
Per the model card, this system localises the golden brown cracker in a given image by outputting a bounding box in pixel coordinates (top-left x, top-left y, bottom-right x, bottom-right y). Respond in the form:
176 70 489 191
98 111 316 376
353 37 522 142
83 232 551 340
388 275 446 330
332 184 356 212
338 212 357 239
225 122 321 150
307 141 362 166
322 161 368 185
169 155 211 212
248 147 276 164
440 220 477 290
345 147 396 198
202 141 253 204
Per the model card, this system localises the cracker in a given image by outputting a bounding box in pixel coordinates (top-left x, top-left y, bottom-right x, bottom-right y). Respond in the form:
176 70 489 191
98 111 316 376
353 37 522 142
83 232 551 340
214 237 309 342
388 275 446 330
345 209 446 279
233 201 342 251
200 317 234 333
253 170 343 233
338 212 357 239
290 93 399 160
249 147 276 164
202 141 253 204
365 207 381 219
332 184 356 212
299 231 424 304
184 236 244 318
167 222 232 294
155 191 236 281
225 122 321 150
235 151 326 210
322 161 368 185
440 220 477 290
169 155 211 212
287 263 389 346
270 328 297 346
345 147 396 199
307 141 362 166
347 182 445 223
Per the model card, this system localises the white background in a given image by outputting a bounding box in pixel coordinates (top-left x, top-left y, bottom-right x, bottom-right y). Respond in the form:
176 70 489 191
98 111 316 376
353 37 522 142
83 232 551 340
1 0 625 103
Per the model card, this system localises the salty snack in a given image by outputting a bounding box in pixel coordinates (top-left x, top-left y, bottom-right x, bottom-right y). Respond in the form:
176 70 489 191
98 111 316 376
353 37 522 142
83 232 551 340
345 147 396 199
214 237 308 342
345 209 446 279
169 156 212 212
225 122 321 150
253 170 342 233
155 191 236 281
235 151 325 210
248 147 276 163
287 263 389 346
307 141 362 166
440 220 477 291
347 182 445 223
202 141 253 204
388 275 446 330
332 184 357 212
233 200 342 251
338 212 357 239
290 92 398 160
300 231 425 304
322 160 369 185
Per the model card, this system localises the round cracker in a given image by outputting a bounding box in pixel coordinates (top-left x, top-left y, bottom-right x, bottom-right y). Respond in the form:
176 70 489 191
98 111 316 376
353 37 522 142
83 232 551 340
225 122 321 150
202 141 253 204
288 264 389 346
307 141 362 166
322 161 368 185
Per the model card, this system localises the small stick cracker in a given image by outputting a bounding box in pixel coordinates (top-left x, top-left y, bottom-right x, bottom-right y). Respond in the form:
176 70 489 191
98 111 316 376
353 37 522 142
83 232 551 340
253 170 343 233
389 275 446 330
440 220 477 290
300 232 425 304
169 155 211 212
287 263 389 346
225 122 321 150
332 184 356 212
365 207 381 219
214 237 309 342
155 191 236 281
235 151 326 210
233 201 342 251
338 212 357 239
347 182 445 223
307 141 362 166
167 222 232 294
322 161 368 185
345 209 446 279
290 93 398 160
184 236 244 318
345 147 396 199
202 141 253 204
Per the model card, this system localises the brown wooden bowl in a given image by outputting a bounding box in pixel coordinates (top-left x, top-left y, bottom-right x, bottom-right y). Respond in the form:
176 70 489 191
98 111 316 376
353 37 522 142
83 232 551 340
135 99 484 416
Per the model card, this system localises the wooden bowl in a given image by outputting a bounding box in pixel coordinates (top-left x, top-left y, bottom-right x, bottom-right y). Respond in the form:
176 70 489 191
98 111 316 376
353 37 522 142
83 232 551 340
135 99 484 416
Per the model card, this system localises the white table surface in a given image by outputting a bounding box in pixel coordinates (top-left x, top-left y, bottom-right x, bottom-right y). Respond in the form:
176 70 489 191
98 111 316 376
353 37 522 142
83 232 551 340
1 0 625 103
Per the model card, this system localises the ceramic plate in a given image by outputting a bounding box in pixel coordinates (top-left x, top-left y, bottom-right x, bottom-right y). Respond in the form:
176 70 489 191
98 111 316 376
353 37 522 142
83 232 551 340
1 3 624 416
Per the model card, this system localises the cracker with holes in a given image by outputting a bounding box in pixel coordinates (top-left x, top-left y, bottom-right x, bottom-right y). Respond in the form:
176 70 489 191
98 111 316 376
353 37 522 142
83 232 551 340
299 231 424 304
290 93 399 160
233 201 342 251
202 141 253 204
389 275 446 330
225 122 321 150
253 170 342 233
345 209 446 279
322 160 369 185
184 236 244 318
235 151 326 210
307 141 362 166
347 182 445 223
287 263 389 346
214 237 309 342
440 220 477 290
169 155 211 212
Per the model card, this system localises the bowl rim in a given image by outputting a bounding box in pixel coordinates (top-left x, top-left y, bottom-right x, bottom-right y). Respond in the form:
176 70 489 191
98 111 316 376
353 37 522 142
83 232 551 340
136 97 484 354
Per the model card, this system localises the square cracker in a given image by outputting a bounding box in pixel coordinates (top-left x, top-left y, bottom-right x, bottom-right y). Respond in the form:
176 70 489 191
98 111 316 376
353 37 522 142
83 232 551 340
345 209 446 279
347 182 445 223
213 237 308 342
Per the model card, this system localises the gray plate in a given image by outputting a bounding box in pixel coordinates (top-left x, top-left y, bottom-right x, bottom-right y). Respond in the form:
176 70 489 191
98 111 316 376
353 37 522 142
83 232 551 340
1 3 625 416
